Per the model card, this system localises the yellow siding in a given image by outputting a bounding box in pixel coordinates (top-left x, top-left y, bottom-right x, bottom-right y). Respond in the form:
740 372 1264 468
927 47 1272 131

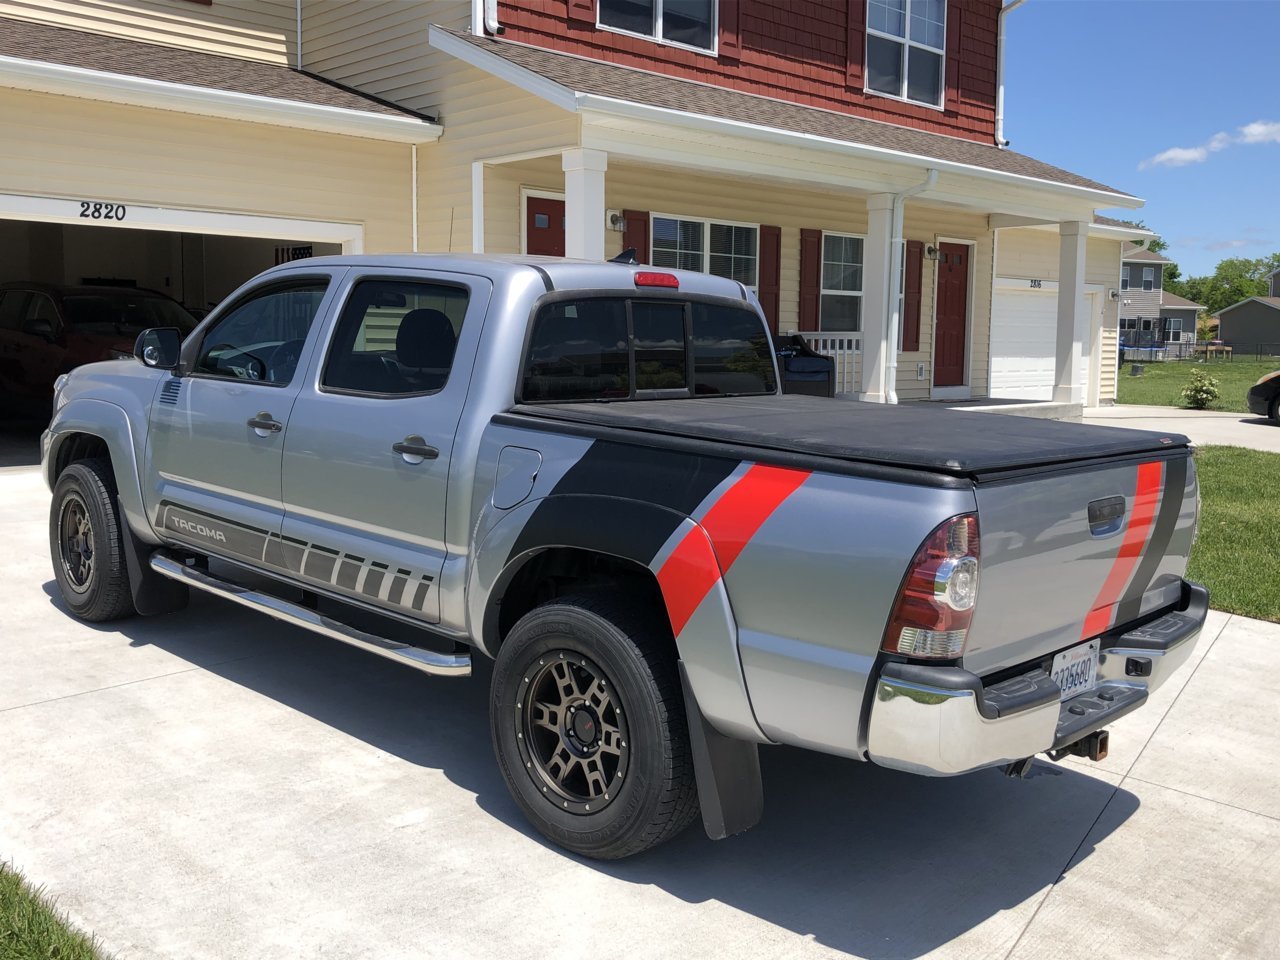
995 227 1124 402
0 87 412 252
0 0 296 64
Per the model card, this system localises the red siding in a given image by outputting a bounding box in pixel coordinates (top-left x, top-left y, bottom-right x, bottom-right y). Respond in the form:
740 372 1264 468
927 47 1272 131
497 1 999 143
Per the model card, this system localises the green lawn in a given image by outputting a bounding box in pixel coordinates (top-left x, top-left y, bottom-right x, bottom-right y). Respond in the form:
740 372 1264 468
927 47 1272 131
1187 446 1280 623
0 862 103 960
1115 358 1276 413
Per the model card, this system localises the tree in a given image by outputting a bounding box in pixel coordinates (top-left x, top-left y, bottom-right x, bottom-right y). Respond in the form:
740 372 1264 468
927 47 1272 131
1127 221 1169 255
1179 257 1270 316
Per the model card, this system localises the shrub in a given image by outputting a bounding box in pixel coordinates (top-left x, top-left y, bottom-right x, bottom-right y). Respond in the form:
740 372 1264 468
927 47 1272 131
1181 369 1220 409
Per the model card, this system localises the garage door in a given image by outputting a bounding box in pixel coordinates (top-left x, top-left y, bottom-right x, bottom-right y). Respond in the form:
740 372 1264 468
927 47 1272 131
990 280 1092 401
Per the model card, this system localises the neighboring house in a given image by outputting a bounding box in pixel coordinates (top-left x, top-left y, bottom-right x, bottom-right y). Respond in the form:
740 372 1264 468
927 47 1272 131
1216 268 1280 353
1158 290 1203 346
0 0 1150 405
1118 245 1175 348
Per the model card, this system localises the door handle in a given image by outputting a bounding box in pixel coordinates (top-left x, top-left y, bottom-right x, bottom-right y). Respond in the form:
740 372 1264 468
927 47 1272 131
392 436 439 462
247 412 283 434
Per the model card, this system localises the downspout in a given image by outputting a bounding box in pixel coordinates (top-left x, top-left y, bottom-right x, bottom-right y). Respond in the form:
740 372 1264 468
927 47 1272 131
483 0 503 35
295 0 303 69
995 0 1028 149
885 168 938 404
411 144 419 252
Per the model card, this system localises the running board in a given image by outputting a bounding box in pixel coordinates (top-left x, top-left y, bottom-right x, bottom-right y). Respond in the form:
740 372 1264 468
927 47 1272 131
149 553 471 677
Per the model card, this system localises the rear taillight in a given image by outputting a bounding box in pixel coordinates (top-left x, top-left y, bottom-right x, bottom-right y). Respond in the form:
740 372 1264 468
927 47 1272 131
883 514 980 660
634 271 679 288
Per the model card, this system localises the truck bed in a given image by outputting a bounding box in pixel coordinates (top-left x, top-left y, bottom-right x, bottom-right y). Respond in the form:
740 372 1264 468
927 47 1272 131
508 395 1189 480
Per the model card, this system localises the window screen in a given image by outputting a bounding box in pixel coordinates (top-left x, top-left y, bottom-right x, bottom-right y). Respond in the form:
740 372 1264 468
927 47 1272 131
323 279 469 396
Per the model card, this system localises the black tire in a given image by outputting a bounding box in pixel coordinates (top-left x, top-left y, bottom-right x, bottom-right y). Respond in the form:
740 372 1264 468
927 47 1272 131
49 458 136 622
1269 393 1280 424
490 594 699 859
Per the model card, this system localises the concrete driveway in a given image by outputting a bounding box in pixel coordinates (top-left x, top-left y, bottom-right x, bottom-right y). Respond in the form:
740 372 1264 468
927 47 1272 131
1083 404 1280 453
2 466 1278 960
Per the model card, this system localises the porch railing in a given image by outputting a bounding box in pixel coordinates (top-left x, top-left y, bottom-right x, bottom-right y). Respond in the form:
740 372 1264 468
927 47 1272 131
796 332 861 395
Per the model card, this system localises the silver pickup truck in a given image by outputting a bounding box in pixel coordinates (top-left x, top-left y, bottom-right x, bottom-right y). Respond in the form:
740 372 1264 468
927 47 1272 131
42 254 1206 859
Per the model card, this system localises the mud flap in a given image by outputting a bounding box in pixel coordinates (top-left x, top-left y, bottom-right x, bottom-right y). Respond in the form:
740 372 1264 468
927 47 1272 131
118 498 189 616
678 660 763 840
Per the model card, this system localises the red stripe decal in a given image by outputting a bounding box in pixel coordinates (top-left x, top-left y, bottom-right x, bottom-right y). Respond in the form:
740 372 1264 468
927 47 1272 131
1081 461 1165 639
656 465 811 637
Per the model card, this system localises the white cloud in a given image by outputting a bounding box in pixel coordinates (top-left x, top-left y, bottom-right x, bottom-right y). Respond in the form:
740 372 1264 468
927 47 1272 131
1138 120 1280 170
1206 239 1249 251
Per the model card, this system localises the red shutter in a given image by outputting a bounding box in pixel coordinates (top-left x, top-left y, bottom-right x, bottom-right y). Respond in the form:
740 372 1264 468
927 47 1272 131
845 0 866 89
799 228 822 332
719 0 742 59
622 210 650 263
567 0 596 24
757 225 781 333
903 240 923 352
944 2 962 109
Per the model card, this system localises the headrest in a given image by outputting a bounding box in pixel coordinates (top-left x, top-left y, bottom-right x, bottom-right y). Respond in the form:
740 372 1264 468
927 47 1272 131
396 308 456 369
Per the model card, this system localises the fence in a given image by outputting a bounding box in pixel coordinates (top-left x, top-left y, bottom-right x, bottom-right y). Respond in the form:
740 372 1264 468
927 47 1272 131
1119 340 1280 363
796 332 861 395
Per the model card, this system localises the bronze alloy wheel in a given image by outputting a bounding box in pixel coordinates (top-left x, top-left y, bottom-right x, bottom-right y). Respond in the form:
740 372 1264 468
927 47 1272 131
516 651 631 815
58 492 94 595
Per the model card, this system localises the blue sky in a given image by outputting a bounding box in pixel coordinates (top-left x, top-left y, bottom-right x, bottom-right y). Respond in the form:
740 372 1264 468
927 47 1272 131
1003 0 1280 276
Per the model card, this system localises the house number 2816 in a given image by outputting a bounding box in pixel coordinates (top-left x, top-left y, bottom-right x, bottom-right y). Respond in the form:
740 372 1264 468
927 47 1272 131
79 201 127 221
1029 279 1043 288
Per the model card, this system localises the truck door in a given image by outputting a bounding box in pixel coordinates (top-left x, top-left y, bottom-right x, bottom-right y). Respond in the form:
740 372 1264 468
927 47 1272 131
279 271 491 623
144 273 341 562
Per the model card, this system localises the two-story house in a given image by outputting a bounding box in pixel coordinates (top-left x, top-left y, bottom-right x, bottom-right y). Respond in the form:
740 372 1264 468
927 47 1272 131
1117 245 1179 349
1217 268 1280 353
0 0 1152 408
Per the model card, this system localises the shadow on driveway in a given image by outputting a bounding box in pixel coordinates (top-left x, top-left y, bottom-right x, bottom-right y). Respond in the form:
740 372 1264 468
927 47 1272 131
0 420 43 469
41 580 1136 958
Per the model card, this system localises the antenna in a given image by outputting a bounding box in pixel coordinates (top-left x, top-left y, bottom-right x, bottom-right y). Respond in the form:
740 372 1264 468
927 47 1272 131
609 248 638 265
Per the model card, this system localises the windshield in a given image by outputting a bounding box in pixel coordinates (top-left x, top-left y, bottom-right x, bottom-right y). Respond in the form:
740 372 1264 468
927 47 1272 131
62 291 197 336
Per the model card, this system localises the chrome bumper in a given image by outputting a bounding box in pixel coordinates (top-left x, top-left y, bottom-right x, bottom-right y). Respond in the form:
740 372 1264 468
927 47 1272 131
867 581 1208 776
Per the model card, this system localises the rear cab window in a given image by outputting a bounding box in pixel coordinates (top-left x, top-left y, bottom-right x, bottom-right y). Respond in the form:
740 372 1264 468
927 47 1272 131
521 296 776 403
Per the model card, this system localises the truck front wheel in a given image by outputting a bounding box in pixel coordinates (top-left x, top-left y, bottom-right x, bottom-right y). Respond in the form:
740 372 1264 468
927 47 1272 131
490 595 699 859
49 459 136 623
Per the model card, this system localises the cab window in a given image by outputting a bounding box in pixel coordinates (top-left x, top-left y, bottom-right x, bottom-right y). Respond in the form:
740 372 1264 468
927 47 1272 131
194 281 328 385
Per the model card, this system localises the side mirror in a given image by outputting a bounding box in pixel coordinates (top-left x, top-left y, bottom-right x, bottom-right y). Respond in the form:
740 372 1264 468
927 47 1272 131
27 319 55 342
134 327 182 371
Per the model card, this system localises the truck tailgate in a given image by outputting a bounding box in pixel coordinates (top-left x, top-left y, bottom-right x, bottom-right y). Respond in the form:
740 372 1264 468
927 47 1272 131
963 450 1198 677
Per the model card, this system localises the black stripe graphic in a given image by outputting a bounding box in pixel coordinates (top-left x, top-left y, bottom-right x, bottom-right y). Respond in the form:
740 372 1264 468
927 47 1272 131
506 440 739 566
1114 455 1189 625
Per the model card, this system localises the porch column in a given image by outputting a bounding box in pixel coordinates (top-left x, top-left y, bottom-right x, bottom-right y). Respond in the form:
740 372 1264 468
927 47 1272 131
562 148 608 260
860 194 895 402
1054 220 1089 404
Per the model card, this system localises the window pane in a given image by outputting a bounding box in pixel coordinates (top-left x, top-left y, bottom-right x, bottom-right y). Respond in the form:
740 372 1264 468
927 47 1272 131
633 301 687 390
521 299 630 402
196 282 328 384
708 223 757 287
662 0 713 49
906 46 942 105
599 0 654 36
867 35 904 96
322 280 468 395
909 0 945 49
868 0 906 37
822 235 864 292
652 216 704 273
820 294 862 332
691 302 776 396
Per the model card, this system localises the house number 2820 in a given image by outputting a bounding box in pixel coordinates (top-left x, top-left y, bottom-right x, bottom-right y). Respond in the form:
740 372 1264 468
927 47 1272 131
79 201 127 221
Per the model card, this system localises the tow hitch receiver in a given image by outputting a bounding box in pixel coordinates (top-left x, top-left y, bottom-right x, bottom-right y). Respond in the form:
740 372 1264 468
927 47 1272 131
1048 729 1110 763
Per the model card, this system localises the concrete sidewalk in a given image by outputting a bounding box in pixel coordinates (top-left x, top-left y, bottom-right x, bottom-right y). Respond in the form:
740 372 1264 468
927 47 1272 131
1083 404 1280 453
2 466 1277 960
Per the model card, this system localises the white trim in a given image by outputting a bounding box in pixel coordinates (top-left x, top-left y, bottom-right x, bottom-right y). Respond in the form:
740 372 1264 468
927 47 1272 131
649 212 761 289
929 235 976 399
411 144 419 253
0 55 440 144
1121 265 1130 291
0 190 364 253
520 188 566 255
472 161 486 253
426 26 1143 208
865 0 947 110
596 0 719 57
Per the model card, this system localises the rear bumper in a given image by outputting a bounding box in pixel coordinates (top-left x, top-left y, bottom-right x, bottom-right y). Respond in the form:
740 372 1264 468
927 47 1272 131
866 581 1208 776
1246 388 1272 418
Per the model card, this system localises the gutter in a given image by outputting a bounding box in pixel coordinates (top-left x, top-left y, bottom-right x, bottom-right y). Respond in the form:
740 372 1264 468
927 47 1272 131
885 169 938 404
483 0 504 35
995 0 1028 149
0 54 441 144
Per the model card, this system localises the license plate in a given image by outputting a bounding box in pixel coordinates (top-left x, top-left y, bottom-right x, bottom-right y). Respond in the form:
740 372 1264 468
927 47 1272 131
1051 639 1100 700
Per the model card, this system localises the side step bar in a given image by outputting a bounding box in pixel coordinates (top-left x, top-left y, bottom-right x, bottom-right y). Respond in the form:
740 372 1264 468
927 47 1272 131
149 553 471 678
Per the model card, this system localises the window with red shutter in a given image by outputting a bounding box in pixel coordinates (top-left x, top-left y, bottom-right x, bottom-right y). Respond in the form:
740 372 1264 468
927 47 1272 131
799 229 822 332
902 239 923 352
758 225 781 333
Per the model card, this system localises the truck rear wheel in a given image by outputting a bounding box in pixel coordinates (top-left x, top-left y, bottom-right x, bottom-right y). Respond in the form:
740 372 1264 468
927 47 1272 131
49 459 135 623
490 594 699 859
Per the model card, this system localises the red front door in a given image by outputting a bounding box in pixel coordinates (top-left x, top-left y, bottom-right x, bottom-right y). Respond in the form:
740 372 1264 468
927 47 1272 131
933 242 969 388
525 196 565 257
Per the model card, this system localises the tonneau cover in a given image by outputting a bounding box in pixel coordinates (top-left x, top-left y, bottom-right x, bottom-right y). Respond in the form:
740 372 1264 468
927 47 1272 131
511 395 1189 478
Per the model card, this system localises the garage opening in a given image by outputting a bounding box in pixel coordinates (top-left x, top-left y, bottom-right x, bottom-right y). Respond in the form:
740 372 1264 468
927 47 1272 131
0 218 341 458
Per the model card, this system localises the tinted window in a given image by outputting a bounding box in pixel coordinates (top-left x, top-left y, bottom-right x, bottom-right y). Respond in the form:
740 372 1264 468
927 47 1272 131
521 298 774 402
322 279 468 396
23 294 59 336
63 291 196 335
0 291 28 331
195 281 328 384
